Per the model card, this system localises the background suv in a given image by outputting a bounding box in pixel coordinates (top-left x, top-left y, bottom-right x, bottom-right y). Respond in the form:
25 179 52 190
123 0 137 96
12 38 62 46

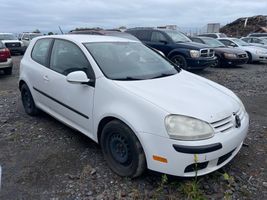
20 32 43 47
126 28 217 70
0 33 26 55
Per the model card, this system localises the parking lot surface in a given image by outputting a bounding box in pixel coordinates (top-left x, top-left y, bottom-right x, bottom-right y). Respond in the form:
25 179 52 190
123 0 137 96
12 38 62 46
0 56 266 199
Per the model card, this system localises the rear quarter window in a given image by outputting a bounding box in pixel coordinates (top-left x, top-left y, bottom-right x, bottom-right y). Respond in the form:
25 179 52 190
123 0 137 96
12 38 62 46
31 38 53 66
135 31 152 41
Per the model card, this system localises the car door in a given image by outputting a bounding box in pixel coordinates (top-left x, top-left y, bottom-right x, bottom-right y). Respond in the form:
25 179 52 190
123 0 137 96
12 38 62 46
146 31 172 56
36 39 95 137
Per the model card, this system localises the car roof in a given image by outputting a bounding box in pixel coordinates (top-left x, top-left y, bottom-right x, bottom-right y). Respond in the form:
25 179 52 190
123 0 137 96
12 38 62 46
36 34 140 43
0 33 14 35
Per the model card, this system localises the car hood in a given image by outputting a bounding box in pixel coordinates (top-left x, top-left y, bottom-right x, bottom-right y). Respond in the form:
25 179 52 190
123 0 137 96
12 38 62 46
114 71 240 123
174 41 210 50
214 47 246 54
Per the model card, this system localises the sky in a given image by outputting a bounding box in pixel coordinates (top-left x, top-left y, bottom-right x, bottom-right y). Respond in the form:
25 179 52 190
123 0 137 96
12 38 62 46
0 0 266 34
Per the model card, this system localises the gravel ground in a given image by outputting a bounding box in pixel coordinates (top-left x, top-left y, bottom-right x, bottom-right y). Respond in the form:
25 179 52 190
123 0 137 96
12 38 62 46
0 56 266 200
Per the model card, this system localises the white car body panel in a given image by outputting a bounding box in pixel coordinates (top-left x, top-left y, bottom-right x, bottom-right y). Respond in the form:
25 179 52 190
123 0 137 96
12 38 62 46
19 35 249 177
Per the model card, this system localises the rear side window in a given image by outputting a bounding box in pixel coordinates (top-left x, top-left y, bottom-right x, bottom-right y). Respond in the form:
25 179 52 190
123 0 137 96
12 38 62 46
242 38 250 43
219 39 231 46
31 39 53 66
50 39 93 77
135 31 152 41
151 31 167 42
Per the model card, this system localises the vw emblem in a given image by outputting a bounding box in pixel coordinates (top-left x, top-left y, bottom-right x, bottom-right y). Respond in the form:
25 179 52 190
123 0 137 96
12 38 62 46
235 115 241 128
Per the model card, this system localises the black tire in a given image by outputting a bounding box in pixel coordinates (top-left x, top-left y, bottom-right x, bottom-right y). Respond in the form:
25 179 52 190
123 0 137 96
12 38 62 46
170 54 188 70
4 67 12 75
100 120 146 178
21 84 39 116
247 52 252 63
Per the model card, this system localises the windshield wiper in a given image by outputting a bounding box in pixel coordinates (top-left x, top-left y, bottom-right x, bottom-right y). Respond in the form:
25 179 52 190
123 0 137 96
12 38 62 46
150 72 176 79
114 76 144 81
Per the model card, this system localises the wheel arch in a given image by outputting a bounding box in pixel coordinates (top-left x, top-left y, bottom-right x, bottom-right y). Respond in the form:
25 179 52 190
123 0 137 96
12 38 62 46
19 80 27 91
96 115 148 161
167 49 187 59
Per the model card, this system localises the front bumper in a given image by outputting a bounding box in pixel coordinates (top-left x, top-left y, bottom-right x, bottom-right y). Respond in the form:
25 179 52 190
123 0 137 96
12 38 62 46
187 56 217 70
139 113 249 177
0 58 13 69
252 54 267 61
222 57 248 66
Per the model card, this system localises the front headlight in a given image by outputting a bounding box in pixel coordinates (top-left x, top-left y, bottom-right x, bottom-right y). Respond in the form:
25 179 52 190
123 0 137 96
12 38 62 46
165 115 214 141
190 50 200 58
224 53 237 59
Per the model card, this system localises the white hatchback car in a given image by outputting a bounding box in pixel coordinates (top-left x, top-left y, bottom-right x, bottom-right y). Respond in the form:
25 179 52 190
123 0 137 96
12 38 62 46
19 35 249 177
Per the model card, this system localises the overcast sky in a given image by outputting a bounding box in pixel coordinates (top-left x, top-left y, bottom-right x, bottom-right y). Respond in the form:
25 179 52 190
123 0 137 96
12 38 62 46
0 0 266 34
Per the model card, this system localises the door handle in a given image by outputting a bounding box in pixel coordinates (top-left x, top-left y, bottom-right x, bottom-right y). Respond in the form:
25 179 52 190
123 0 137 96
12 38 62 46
43 75 49 81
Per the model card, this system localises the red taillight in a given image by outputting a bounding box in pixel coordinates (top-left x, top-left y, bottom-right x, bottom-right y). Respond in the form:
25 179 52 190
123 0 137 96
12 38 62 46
0 48 11 62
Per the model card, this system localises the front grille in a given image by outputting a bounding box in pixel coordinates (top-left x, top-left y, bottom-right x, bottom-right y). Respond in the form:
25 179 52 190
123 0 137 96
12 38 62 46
5 42 21 48
237 53 248 58
211 115 234 133
200 48 214 58
211 107 245 134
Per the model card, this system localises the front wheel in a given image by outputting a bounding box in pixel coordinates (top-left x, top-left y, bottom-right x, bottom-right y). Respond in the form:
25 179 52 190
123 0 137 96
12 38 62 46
100 120 146 178
171 55 188 70
21 84 39 116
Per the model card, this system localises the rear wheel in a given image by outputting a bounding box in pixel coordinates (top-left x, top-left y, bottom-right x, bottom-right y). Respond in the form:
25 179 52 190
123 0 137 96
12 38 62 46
4 67 12 75
100 120 146 178
171 55 188 70
21 84 39 116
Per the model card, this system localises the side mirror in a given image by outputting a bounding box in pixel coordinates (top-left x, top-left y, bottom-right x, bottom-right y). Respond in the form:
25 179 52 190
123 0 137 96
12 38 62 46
229 42 236 47
66 71 89 84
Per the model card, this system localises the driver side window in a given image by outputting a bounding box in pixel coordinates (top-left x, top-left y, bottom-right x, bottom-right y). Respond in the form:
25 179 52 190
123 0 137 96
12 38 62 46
50 39 93 77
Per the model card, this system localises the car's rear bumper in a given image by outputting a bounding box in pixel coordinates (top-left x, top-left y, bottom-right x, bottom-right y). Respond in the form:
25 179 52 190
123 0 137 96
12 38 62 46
139 112 249 177
0 58 13 69
8 46 26 54
187 56 217 70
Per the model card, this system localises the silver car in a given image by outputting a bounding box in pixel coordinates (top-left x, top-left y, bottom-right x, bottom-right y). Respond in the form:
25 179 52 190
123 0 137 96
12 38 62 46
218 38 267 63
241 37 267 49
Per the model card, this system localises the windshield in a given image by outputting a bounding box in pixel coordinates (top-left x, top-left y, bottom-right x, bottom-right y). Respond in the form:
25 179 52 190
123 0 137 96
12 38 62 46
85 42 179 80
0 34 16 40
260 38 267 44
201 38 225 47
29 34 42 39
232 38 251 46
163 30 191 43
